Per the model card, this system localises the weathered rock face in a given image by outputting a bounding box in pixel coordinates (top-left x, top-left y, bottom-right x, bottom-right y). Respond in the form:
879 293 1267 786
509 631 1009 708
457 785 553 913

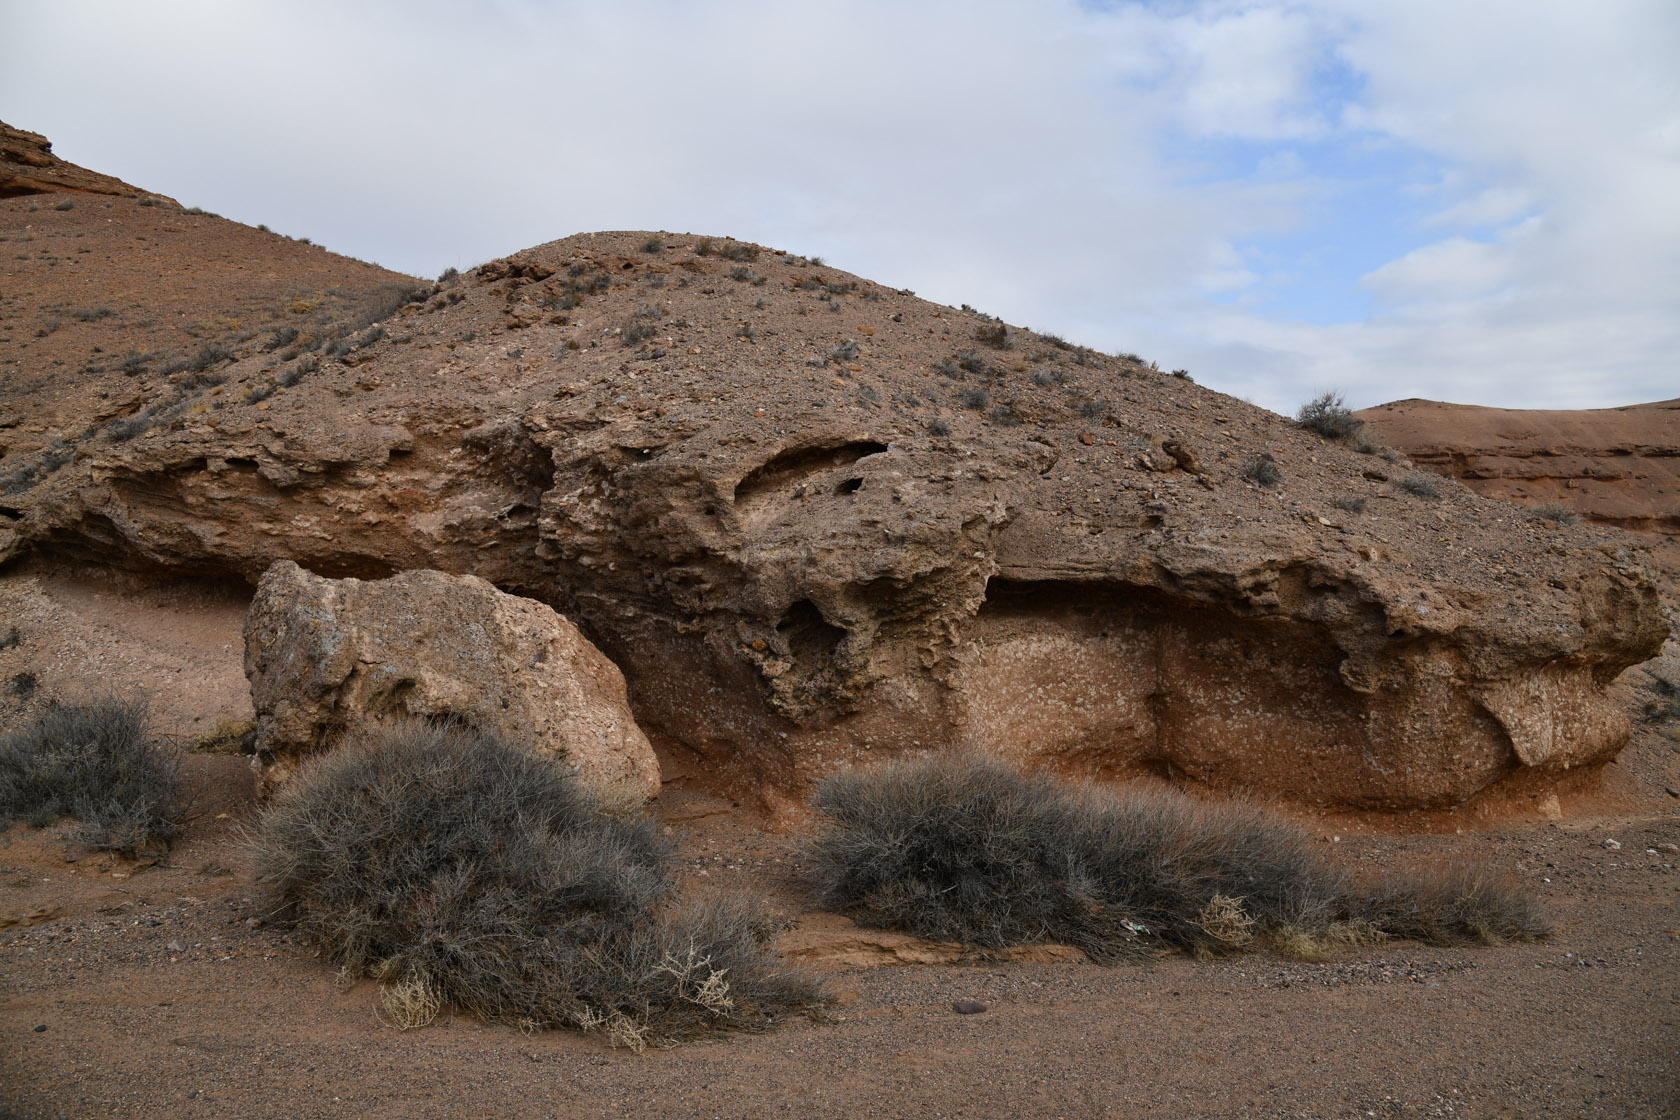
1 122 154 200
243 561 659 798
1 170 1669 813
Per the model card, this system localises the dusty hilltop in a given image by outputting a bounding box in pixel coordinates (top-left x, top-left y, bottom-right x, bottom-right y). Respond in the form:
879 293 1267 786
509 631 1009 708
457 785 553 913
0 120 1670 816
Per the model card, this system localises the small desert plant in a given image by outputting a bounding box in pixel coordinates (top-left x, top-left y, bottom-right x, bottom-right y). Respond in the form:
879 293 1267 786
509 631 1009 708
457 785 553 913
0 698 185 854
242 383 276 404
55 199 74 211
276 356 318 388
987 403 1021 426
0 440 75 494
1295 392 1364 442
958 387 989 410
640 237 663 253
1639 674 1680 724
1242 456 1281 487
1398 474 1441 499
1032 368 1066 387
1334 496 1368 514
975 321 1012 349
251 721 819 1045
718 243 759 262
928 419 952 437
105 409 160 442
1039 332 1073 351
264 326 300 352
1532 502 1579 525
437 266 460 282
1171 369 1193 381
830 339 860 362
192 719 257 755
957 350 987 374
808 755 1549 962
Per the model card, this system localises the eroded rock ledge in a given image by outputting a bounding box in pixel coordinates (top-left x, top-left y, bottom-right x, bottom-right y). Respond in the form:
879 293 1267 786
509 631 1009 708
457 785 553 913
2 228 1668 811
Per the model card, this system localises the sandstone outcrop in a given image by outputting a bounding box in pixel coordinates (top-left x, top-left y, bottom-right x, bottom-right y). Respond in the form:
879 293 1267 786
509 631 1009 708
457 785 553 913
1358 398 1680 538
2 140 1669 814
243 561 659 798
1 122 155 200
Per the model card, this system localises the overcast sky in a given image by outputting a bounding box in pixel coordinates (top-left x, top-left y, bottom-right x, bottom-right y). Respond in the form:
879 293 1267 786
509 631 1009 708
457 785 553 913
4 0 1676 414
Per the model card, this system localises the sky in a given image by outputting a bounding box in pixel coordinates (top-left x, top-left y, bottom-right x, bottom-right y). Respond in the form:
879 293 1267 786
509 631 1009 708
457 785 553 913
3 0 1676 415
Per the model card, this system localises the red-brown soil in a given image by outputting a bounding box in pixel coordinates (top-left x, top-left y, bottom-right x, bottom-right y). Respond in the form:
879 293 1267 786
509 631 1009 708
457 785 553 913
1359 398 1680 583
1 127 1677 1119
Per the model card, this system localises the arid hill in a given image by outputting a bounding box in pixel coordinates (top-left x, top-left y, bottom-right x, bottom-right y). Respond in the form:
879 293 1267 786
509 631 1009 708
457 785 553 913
1359 397 1680 580
0 125 1669 815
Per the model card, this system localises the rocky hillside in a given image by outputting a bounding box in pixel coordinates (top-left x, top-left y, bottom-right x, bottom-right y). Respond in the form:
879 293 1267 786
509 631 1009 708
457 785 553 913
0 127 1669 814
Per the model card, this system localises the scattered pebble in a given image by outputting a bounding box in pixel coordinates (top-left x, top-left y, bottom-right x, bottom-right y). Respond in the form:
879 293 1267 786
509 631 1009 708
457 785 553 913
952 1000 987 1015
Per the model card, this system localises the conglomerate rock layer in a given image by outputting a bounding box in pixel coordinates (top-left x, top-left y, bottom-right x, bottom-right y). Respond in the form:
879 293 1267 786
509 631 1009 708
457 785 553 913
0 146 1668 811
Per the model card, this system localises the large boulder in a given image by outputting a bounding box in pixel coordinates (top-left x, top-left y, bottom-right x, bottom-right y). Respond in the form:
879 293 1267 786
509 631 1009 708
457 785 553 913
243 560 659 798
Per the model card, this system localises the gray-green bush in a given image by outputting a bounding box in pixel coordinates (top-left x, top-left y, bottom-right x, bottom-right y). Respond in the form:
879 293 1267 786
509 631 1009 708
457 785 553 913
0 698 184 854
251 720 820 1046
808 755 1548 962
1295 392 1364 442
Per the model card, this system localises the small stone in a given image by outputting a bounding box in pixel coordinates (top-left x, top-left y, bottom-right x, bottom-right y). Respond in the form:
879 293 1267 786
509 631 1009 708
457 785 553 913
33 1024 47 1032
167 940 186 953
1656 843 1679 854
1602 838 1622 850
952 1000 987 1015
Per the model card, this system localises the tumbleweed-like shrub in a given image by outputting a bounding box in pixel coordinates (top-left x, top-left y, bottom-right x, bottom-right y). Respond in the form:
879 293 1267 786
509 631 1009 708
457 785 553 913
807 755 1548 962
250 719 820 1047
0 697 184 854
1295 391 1365 442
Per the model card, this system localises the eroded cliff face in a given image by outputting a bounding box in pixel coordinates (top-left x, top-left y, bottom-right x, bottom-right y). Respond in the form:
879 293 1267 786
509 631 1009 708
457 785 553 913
1 214 1668 811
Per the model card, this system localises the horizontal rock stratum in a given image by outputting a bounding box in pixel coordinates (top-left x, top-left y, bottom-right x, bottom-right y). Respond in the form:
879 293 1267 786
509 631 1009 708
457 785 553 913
0 154 1668 811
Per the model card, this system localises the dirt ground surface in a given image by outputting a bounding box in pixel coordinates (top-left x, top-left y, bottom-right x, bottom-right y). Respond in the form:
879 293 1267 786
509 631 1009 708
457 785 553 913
1 565 1677 1119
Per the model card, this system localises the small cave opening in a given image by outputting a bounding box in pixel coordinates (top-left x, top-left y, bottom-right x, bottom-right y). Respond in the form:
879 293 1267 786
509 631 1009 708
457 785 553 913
777 599 846 666
835 477 864 495
734 440 889 503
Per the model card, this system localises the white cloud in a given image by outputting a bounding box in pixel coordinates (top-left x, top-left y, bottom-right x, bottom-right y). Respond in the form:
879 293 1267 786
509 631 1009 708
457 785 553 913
0 0 1674 413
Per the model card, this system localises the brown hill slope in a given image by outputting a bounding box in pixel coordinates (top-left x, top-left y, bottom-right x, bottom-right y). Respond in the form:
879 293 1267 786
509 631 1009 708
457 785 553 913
0 134 1668 814
1358 398 1680 577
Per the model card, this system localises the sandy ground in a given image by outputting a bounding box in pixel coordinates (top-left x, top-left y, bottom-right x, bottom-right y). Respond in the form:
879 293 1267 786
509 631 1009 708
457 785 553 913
1 567 1678 1119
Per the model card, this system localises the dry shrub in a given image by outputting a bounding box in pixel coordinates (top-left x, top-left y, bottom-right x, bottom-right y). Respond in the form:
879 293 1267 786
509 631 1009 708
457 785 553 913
808 755 1549 962
1295 391 1365 442
250 720 820 1045
0 698 184 854
1349 861 1550 945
